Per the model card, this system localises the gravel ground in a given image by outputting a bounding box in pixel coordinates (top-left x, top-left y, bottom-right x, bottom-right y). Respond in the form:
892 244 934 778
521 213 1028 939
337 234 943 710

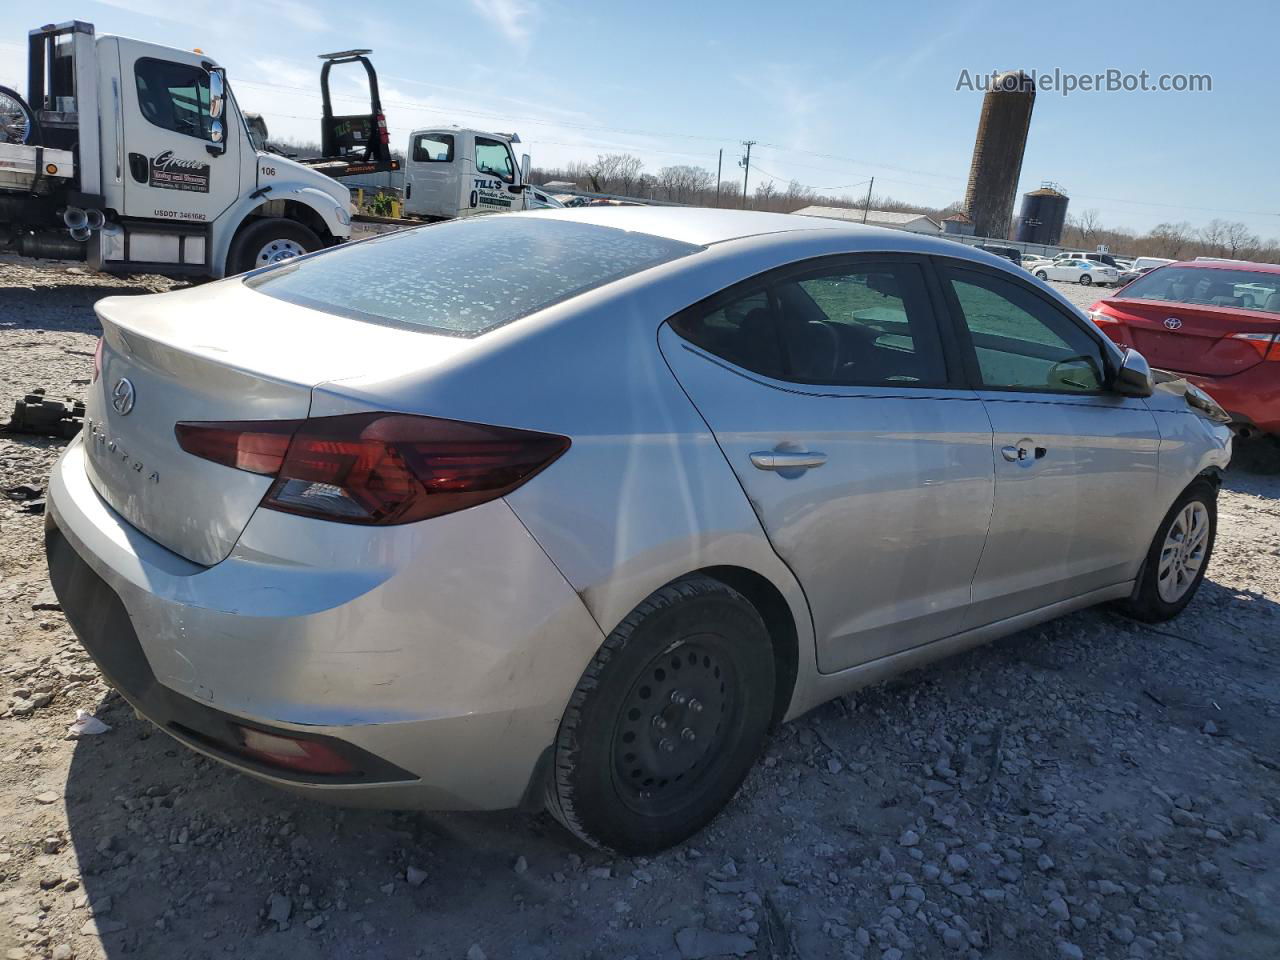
2 258 1279 960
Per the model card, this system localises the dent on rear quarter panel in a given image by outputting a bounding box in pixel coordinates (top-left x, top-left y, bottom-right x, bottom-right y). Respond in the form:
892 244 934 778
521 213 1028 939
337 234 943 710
497 289 812 644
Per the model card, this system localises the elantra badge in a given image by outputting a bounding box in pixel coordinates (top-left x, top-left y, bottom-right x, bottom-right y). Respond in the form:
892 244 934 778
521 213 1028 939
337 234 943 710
1164 317 1183 330
111 377 136 415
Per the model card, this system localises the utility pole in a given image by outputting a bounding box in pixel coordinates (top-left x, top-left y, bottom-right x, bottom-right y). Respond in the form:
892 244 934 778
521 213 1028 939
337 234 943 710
862 176 875 223
739 140 756 209
715 149 723 207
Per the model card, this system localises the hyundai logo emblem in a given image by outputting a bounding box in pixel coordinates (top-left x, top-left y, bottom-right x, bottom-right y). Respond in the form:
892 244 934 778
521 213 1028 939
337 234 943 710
111 377 136 415
1164 317 1183 330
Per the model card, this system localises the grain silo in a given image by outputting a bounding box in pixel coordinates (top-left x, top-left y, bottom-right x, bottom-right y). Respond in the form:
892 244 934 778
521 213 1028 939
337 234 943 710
1015 183 1069 245
963 71 1036 240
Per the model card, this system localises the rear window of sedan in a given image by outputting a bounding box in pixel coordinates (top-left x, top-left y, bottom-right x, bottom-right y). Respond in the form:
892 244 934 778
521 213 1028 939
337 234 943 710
245 216 702 337
1121 266 1280 314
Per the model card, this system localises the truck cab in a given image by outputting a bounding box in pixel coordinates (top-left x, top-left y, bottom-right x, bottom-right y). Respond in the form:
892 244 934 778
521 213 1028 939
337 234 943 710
403 127 560 220
4 22 354 276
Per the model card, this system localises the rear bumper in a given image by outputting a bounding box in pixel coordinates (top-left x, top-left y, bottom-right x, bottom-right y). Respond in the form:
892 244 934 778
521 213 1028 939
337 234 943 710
46 438 606 810
1181 368 1280 434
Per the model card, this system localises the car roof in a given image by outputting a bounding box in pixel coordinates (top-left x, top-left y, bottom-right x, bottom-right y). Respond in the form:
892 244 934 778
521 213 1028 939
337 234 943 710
515 206 1024 265
1166 259 1280 275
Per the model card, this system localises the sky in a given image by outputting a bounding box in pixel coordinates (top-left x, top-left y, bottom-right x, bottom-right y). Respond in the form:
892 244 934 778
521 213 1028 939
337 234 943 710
3 0 1277 238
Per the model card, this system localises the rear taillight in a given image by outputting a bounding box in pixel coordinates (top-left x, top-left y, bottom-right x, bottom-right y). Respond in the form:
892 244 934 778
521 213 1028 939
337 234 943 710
92 337 104 383
376 111 389 146
175 413 569 525
1228 332 1280 361
174 420 300 475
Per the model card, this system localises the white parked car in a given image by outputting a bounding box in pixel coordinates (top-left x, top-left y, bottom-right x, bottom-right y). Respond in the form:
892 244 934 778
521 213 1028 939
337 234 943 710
1032 258 1119 286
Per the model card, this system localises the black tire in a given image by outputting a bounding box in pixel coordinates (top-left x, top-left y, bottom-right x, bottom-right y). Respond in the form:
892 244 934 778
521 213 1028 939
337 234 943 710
1120 481 1217 622
226 218 321 275
1080 274 1093 286
1035 270 1049 280
0 84 39 145
545 575 775 854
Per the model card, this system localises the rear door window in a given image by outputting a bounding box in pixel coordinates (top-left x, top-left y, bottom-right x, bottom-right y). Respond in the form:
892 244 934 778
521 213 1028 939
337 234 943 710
246 217 701 337
669 257 950 387
412 134 453 162
775 262 948 385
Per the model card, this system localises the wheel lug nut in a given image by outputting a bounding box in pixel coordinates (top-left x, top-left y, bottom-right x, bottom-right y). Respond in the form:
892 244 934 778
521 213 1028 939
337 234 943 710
670 690 687 705
688 699 703 713
681 727 696 742
651 714 667 729
659 738 675 753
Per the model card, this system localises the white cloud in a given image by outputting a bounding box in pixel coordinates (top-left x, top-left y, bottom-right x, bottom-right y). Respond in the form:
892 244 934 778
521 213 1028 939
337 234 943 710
466 0 538 50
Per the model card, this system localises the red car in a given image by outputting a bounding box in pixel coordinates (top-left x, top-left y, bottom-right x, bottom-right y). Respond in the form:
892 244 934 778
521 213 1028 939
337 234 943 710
1088 260 1280 437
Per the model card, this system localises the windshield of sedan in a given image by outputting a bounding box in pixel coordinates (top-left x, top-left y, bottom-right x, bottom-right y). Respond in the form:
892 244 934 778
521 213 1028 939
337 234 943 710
1120 266 1280 315
246 217 702 337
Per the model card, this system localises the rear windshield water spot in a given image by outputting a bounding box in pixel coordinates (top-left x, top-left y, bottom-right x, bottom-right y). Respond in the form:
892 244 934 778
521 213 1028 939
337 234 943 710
245 216 702 337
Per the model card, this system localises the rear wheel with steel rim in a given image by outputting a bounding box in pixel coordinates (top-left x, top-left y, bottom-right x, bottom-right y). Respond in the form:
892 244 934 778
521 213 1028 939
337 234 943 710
1122 481 1217 622
546 576 775 854
1080 274 1093 286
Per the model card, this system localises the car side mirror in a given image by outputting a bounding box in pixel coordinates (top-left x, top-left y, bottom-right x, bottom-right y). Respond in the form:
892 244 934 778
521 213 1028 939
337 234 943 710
1113 348 1154 397
521 152 531 184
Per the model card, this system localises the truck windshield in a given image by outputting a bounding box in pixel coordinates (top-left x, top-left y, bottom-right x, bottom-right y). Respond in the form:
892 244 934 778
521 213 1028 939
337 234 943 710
245 216 702 337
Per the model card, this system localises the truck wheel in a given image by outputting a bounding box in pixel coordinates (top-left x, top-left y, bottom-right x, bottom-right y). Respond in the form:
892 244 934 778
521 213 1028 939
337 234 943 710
545 575 775 854
227 219 321 275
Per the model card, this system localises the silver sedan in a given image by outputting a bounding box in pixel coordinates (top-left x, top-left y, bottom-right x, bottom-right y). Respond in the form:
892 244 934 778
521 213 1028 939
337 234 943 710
46 208 1232 853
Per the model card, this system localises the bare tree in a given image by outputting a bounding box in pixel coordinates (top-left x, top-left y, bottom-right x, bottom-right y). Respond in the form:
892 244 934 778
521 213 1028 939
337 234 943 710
753 179 778 209
1197 219 1229 255
1147 221 1193 259
1224 221 1259 259
654 165 714 203
1069 208 1104 245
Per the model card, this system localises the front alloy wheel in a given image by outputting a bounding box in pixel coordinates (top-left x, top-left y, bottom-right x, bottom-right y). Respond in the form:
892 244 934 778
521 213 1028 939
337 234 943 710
1121 481 1217 622
1156 501 1210 603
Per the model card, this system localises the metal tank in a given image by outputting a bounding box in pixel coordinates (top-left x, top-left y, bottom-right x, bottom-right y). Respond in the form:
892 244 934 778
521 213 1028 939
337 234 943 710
1015 183 1069 245
963 71 1036 240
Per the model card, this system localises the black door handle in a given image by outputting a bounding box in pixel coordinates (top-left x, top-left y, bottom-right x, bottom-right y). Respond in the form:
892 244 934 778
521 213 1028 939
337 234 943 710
128 153 148 183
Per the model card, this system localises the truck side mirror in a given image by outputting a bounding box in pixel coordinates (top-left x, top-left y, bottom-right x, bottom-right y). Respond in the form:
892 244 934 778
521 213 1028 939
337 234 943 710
206 68 228 155
521 153 531 184
208 69 225 119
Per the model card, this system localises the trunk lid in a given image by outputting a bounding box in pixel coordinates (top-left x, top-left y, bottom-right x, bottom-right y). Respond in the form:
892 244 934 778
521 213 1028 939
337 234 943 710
1099 296 1280 377
86 280 472 565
